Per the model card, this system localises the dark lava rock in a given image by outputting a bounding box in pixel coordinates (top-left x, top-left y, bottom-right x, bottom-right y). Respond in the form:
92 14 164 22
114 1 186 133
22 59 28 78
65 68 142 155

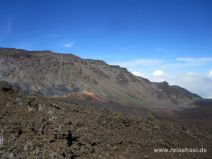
0 81 12 92
0 83 211 159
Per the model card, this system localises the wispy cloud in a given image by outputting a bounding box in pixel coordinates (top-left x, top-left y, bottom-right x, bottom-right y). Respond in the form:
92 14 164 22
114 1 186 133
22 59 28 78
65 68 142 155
152 70 165 76
115 59 164 68
63 41 76 48
1 19 13 34
120 47 129 50
114 56 212 71
176 57 212 65
131 71 145 77
208 70 212 79
0 19 13 35
6 20 13 34
48 33 63 38
156 48 163 51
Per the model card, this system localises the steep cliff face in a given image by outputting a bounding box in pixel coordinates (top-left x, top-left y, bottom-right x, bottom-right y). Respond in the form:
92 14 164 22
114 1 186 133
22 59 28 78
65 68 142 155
0 48 201 108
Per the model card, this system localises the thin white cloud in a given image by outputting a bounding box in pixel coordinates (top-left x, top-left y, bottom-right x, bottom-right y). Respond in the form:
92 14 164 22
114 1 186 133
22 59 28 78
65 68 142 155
3 19 13 34
158 57 212 70
115 59 164 68
114 56 212 72
48 33 63 38
63 41 76 48
152 70 165 76
157 48 163 51
120 47 129 50
131 71 145 77
208 70 212 79
176 57 212 65
7 21 12 33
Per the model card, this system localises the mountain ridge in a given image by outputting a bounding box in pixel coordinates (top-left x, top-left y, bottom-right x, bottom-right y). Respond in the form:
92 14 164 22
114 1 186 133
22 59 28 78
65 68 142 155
0 48 201 109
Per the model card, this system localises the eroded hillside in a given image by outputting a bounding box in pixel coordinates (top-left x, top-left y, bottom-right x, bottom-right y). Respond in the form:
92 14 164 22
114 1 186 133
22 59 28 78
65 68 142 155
0 48 201 109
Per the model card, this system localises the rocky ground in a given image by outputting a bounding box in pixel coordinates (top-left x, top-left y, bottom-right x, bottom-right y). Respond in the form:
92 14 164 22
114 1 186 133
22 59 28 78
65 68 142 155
0 82 211 159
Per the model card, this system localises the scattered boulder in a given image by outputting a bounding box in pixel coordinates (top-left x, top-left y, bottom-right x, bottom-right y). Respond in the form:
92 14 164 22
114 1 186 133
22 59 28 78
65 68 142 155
0 81 12 92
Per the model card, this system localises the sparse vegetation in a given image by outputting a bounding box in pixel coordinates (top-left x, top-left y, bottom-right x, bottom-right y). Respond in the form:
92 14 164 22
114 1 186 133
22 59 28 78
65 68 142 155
146 113 155 121
24 95 37 105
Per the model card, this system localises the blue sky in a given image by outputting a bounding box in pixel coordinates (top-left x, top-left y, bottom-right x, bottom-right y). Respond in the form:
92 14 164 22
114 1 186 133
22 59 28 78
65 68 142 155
0 0 212 97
